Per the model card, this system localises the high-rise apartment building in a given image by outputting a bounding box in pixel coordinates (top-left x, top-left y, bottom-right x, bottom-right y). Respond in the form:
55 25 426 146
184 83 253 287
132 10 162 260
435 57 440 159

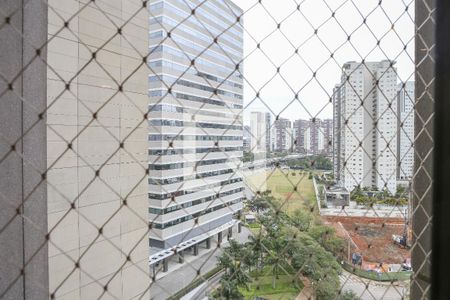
322 119 333 155
265 113 272 153
293 118 332 155
333 61 398 194
293 119 309 153
305 119 323 155
250 112 267 154
273 118 292 152
333 85 343 182
397 81 415 180
148 0 244 249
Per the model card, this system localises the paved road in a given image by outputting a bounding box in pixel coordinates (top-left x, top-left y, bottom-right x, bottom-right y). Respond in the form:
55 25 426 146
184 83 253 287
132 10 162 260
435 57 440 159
149 226 252 300
339 270 409 300
184 270 224 300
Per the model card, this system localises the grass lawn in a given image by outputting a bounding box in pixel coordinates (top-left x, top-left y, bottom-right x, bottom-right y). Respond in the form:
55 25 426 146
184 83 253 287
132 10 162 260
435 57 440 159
240 274 302 300
247 223 262 235
245 169 316 215
258 292 299 300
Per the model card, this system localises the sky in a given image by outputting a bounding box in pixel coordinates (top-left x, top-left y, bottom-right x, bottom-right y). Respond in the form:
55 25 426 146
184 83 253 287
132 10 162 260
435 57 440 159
229 0 415 124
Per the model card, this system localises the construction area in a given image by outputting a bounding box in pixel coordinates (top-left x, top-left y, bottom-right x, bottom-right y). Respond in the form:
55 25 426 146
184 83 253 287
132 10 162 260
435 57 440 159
323 216 411 266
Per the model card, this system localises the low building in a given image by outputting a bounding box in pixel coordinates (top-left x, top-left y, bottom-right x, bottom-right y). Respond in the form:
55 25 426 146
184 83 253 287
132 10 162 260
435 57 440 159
325 186 350 207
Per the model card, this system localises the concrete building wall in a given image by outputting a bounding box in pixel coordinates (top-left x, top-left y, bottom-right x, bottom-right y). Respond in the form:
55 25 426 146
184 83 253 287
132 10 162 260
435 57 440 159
0 1 48 298
46 1 150 298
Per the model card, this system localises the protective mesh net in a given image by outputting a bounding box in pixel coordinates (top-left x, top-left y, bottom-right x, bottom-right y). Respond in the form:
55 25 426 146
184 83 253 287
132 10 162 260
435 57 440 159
0 0 435 299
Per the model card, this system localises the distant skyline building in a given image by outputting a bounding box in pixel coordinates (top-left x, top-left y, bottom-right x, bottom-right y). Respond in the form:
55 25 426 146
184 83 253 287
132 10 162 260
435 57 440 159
243 125 251 152
273 118 292 152
397 81 415 180
148 0 244 249
293 119 309 153
293 118 332 155
322 119 333 155
250 112 267 154
265 112 272 153
304 122 323 154
333 60 398 194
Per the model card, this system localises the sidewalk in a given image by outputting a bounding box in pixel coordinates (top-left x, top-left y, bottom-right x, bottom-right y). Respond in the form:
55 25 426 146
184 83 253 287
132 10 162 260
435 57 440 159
149 226 251 300
296 276 314 300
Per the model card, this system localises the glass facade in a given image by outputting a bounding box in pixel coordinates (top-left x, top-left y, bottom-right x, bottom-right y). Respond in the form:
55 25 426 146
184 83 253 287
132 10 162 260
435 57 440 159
148 0 244 249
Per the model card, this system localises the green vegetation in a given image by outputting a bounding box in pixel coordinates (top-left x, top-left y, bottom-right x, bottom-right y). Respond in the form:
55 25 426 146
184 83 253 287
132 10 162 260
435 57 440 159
351 186 408 207
247 191 271 214
213 186 345 300
338 290 362 300
243 151 254 162
246 222 262 235
246 169 316 214
341 262 412 282
241 273 301 300
270 152 289 158
286 155 333 170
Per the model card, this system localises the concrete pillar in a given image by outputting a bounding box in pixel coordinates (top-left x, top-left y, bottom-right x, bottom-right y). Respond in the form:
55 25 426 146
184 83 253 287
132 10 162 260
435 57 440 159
218 232 223 245
178 251 184 264
0 1 48 299
193 244 199 256
206 237 211 249
412 0 435 298
228 227 233 239
163 259 169 272
152 265 156 279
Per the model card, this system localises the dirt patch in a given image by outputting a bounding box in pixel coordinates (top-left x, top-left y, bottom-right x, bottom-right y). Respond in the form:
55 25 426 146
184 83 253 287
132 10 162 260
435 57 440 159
323 216 411 264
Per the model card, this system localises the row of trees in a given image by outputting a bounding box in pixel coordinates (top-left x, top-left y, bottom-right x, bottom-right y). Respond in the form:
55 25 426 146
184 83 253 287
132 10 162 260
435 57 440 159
286 155 333 170
214 192 358 299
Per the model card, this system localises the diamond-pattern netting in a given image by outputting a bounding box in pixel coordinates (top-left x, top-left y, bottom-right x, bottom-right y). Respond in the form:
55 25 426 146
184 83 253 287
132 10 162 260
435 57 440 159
0 0 435 299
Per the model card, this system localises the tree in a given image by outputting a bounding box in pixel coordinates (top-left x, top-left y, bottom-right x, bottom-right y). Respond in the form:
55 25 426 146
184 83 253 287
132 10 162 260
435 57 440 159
247 196 270 214
217 241 251 294
214 275 244 299
395 184 407 198
290 209 312 232
216 189 344 299
245 234 264 272
226 239 243 259
338 290 362 300
291 234 341 300
309 224 345 255
243 151 254 163
313 155 333 170
240 244 258 273
315 275 341 300
263 235 291 289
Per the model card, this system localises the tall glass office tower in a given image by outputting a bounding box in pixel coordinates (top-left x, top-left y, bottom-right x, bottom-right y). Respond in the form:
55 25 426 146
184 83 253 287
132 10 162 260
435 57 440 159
148 0 244 249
